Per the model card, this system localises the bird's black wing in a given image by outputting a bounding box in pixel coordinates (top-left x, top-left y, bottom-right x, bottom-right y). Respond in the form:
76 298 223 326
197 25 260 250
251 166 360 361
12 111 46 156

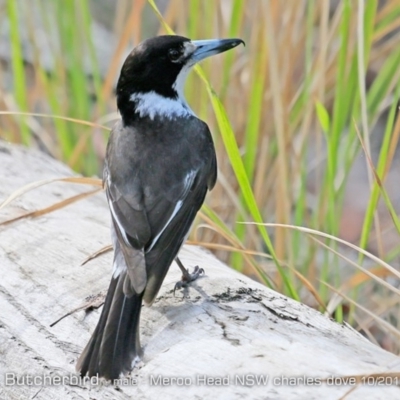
142 169 210 304
105 118 217 303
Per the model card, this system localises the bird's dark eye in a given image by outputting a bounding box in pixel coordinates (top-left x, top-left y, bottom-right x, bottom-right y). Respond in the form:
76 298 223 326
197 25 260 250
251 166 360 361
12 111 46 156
168 49 180 61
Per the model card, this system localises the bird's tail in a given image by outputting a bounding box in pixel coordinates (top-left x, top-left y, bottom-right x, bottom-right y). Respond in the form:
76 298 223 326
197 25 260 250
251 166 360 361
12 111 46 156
76 271 143 380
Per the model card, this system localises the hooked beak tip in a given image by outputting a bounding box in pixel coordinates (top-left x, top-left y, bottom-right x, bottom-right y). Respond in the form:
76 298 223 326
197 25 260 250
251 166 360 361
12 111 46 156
190 38 245 63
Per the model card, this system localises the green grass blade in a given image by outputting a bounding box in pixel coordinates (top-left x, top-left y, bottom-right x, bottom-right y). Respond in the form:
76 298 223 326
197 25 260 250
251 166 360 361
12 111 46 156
7 0 30 144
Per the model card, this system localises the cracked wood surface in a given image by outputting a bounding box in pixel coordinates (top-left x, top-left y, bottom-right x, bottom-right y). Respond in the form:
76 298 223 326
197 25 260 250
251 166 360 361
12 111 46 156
0 141 400 400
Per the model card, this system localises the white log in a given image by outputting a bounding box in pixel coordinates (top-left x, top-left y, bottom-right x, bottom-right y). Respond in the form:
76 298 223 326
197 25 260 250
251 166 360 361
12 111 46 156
0 142 399 400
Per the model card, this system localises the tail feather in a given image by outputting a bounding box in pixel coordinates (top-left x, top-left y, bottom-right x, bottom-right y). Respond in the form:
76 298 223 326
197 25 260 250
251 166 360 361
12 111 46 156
77 271 143 380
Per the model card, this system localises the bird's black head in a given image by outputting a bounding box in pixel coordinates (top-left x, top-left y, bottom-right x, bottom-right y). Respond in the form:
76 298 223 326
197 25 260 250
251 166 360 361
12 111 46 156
116 35 244 122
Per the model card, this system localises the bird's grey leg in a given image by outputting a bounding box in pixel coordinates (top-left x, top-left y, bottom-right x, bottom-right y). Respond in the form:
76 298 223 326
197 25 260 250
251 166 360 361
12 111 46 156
174 257 204 294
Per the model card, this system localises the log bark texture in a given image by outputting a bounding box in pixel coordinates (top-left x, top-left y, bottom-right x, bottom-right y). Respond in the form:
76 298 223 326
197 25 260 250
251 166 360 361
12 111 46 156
0 141 399 400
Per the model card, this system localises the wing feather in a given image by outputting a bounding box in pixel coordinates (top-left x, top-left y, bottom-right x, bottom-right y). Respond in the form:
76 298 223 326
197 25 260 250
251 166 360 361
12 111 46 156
104 118 217 301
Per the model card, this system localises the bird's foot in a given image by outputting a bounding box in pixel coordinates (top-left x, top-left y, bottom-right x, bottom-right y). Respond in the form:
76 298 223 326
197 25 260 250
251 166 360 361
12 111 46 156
174 265 205 295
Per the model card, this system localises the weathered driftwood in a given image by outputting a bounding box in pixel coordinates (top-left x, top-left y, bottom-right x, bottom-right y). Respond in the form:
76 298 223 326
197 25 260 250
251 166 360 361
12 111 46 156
0 141 399 400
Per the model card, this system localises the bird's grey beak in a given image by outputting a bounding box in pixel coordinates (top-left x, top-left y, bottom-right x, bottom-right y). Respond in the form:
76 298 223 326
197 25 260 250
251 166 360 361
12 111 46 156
190 38 245 63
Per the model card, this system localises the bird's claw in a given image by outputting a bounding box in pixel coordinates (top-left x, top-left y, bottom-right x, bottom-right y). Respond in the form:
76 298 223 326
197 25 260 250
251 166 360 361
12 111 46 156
173 265 205 296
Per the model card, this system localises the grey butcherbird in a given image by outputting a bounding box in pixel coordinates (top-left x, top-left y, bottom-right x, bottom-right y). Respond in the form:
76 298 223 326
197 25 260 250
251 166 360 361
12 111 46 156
77 35 244 380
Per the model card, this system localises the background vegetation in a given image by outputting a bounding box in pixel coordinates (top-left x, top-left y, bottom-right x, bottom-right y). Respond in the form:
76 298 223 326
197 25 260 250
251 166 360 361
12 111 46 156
1 0 400 354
